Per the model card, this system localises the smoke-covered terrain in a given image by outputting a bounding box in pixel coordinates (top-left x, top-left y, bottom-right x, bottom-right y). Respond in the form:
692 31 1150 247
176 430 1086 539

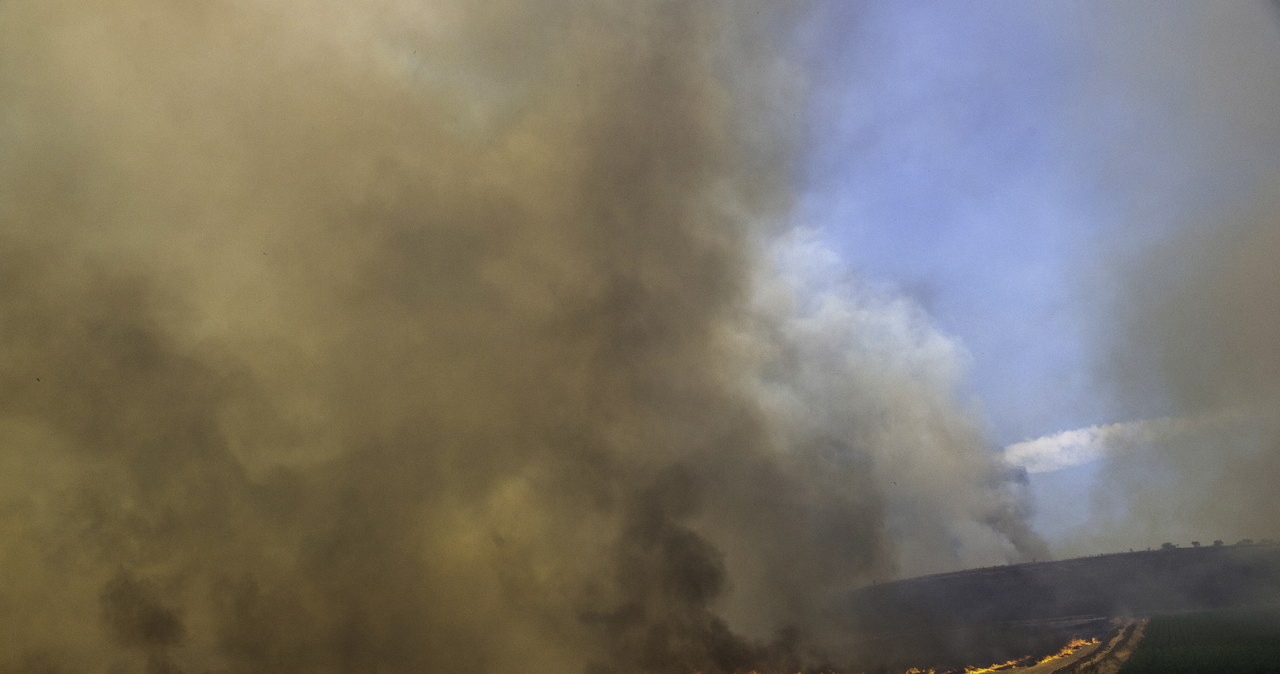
0 2 1045 672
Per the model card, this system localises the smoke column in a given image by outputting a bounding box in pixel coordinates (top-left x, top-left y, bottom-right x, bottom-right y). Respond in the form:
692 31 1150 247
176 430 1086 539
0 1 1041 671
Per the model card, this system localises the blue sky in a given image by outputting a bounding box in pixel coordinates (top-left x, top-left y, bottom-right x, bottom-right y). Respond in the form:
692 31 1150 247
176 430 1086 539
793 2 1280 547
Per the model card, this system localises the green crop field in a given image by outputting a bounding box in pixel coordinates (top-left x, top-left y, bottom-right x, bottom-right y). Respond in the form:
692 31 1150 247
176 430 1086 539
1119 605 1280 673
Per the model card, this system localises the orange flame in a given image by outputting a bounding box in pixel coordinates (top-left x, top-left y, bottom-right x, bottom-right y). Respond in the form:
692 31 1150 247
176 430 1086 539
961 656 1026 673
691 638 1099 674
1033 637 1099 665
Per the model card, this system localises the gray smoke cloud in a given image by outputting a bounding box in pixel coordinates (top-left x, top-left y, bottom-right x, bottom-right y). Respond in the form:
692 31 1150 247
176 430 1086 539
1058 2 1280 556
0 1 1041 671
1087 192 1280 551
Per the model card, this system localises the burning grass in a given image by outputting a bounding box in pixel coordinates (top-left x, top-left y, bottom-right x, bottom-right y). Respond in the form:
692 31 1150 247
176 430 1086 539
895 633 1101 674
1033 637 1099 666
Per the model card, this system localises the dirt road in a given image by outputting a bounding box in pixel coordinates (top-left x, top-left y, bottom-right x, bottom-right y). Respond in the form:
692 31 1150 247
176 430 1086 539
1046 618 1146 674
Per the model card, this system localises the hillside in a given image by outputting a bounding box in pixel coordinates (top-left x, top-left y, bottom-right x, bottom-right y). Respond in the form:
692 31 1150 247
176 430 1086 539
835 543 1280 672
843 542 1280 627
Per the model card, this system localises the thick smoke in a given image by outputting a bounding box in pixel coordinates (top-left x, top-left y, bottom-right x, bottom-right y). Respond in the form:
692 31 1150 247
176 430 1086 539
0 1 1040 671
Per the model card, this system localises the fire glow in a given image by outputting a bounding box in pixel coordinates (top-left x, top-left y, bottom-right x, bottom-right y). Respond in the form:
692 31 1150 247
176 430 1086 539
957 635 1099 673
1034 637 1099 666
899 635 1100 674
961 656 1024 674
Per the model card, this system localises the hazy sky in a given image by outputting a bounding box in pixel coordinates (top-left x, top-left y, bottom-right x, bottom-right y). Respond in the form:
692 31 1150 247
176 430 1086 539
794 1 1280 547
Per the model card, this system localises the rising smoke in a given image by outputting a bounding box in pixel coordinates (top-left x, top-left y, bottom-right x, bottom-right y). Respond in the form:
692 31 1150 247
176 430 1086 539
0 1 1041 671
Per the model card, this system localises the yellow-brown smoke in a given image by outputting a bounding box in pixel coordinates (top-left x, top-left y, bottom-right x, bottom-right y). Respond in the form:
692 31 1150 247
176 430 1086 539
0 1 1042 672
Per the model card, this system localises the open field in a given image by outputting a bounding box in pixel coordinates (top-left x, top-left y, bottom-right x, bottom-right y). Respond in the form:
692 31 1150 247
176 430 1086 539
836 545 1280 672
1117 605 1280 674
842 544 1280 630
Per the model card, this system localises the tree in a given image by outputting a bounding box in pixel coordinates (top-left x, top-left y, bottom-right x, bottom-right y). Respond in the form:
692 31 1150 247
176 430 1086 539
1161 542 1177 550
1213 539 1224 547
1191 541 1201 548
1238 538 1255 546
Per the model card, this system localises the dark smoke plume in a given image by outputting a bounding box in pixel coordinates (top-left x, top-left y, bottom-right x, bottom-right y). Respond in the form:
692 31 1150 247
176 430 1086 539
0 1 1041 671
